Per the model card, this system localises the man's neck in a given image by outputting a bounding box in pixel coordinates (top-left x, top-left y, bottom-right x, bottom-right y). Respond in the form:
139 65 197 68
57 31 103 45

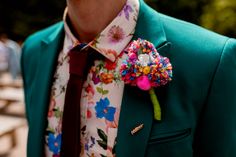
67 0 127 43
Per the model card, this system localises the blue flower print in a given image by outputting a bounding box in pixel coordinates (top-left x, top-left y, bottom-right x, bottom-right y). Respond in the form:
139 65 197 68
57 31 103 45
47 133 62 155
95 97 116 121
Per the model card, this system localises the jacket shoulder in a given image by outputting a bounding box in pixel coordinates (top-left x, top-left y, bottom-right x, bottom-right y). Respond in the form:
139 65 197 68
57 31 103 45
159 13 229 54
21 21 63 78
21 21 64 103
23 21 63 51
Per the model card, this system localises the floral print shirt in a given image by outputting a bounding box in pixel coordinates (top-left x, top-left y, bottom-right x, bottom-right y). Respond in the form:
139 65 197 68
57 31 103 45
45 0 140 157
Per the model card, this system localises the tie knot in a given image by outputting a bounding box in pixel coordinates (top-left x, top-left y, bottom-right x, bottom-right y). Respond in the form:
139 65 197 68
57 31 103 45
68 47 88 77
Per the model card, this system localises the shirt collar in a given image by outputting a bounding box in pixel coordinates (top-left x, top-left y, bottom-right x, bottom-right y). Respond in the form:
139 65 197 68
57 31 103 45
63 0 140 62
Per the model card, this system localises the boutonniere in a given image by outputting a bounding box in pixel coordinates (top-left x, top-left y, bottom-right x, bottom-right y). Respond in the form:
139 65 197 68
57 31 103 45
120 38 173 121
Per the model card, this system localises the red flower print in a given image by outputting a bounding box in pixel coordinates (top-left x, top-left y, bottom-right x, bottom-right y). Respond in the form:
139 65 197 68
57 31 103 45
48 98 56 117
108 25 125 43
85 84 95 95
87 109 92 119
104 59 117 71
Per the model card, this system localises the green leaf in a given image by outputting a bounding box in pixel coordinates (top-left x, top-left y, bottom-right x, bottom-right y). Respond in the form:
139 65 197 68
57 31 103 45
46 127 55 134
97 128 107 142
97 140 107 150
102 90 109 95
96 87 103 94
54 109 62 118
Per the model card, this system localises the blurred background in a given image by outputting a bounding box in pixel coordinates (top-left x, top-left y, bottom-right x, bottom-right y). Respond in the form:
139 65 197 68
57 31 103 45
0 0 235 41
0 0 235 156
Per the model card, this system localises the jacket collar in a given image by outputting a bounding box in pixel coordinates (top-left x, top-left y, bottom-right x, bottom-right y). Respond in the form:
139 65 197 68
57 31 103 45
32 0 170 156
133 0 168 48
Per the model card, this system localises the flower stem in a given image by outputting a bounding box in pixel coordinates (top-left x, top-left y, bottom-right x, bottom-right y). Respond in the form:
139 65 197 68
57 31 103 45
149 88 161 121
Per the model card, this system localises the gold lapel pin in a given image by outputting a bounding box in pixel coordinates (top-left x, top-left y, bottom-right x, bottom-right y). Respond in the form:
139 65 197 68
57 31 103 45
131 124 144 135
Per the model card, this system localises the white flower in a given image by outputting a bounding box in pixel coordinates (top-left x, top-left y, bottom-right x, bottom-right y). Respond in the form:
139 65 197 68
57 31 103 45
138 54 150 66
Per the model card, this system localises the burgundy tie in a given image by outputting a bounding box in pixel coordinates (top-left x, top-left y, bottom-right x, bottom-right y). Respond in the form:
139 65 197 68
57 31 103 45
60 45 89 157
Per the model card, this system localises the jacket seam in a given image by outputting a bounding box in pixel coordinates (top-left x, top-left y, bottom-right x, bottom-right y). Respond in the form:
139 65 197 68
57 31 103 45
204 38 231 103
193 37 231 153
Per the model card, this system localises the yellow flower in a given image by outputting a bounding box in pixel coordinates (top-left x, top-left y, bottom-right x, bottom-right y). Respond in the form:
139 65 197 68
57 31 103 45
138 67 143 73
143 66 150 75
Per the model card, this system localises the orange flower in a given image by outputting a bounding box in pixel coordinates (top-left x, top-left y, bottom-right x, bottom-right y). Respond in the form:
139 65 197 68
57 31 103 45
100 48 118 60
100 73 114 84
143 66 150 75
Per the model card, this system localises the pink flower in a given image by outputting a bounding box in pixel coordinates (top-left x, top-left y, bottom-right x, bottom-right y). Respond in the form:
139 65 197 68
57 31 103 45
137 76 151 91
105 108 120 131
108 26 125 43
100 48 118 60
128 52 137 61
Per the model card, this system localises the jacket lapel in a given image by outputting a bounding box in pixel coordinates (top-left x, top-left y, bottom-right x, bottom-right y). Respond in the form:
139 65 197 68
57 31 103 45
27 23 65 157
116 0 171 156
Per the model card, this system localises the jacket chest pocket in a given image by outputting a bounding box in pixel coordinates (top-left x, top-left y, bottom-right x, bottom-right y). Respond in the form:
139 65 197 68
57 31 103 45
146 128 193 157
149 128 191 144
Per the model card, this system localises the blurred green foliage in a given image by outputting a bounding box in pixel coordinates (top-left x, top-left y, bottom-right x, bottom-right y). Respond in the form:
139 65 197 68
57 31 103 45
200 0 236 37
0 0 66 41
146 0 208 24
0 0 235 41
146 0 236 38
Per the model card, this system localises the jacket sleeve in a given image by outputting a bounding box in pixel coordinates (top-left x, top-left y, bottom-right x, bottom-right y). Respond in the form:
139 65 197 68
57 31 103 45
21 43 31 124
194 38 236 157
21 37 40 125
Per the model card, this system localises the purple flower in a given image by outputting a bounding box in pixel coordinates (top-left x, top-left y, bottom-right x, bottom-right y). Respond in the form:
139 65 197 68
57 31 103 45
92 73 101 85
95 98 116 121
107 26 125 43
85 136 96 151
119 4 134 20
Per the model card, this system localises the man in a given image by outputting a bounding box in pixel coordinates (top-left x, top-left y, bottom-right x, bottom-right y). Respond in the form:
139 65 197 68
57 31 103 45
0 34 21 79
0 39 8 74
21 0 236 157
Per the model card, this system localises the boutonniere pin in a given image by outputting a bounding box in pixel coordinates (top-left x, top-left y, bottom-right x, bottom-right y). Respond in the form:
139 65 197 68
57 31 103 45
120 38 173 121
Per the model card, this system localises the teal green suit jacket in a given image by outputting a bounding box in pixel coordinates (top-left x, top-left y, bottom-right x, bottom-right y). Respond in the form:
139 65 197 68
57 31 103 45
21 1 236 157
